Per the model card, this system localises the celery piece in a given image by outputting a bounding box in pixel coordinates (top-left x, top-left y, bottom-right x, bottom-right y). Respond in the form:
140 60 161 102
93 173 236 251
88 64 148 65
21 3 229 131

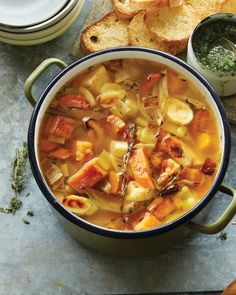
110 141 128 158
135 117 148 127
140 126 157 144
97 150 111 171
60 164 69 178
176 126 187 138
110 155 123 172
125 98 139 116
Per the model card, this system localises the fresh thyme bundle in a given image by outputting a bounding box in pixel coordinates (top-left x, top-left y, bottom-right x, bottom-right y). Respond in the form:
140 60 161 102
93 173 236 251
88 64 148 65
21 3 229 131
0 142 32 222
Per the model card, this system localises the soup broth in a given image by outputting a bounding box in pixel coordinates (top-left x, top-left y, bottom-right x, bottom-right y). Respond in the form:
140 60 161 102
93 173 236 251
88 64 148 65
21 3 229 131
38 59 221 231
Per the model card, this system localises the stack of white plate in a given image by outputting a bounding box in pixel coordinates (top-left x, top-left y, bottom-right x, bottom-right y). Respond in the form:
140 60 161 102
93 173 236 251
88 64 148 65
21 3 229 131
0 0 85 45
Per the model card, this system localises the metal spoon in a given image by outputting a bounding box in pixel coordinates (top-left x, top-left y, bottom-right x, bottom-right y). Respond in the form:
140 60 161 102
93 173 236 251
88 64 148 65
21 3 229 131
210 37 236 55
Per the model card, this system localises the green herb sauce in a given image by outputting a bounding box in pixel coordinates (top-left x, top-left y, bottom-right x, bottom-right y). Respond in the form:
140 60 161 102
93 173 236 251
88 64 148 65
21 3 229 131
192 20 236 73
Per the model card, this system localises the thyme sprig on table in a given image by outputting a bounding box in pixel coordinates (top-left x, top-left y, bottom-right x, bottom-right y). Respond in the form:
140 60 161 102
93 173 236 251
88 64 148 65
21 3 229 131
0 142 28 215
11 142 28 195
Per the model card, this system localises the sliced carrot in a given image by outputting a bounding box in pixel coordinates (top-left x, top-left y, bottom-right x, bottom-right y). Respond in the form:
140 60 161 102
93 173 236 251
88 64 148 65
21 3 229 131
139 72 162 95
150 198 177 221
39 139 59 153
49 148 71 160
107 115 126 134
67 158 108 192
130 146 154 188
58 94 90 109
49 116 76 139
191 109 211 133
180 168 203 184
109 171 121 194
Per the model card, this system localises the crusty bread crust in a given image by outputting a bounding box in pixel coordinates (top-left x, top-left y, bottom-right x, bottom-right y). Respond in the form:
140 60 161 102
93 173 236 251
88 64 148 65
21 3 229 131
185 0 227 19
144 5 199 45
112 0 184 19
80 11 129 52
128 10 186 55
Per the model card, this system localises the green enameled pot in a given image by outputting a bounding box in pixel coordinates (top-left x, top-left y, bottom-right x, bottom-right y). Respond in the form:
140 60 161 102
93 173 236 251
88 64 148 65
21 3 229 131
25 48 236 257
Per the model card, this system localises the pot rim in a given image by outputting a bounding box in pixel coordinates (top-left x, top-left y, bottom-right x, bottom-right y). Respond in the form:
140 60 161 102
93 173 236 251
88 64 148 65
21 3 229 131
28 47 231 239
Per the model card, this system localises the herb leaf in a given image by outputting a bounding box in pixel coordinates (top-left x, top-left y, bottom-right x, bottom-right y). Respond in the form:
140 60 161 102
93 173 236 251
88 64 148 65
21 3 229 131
27 211 34 217
22 218 30 225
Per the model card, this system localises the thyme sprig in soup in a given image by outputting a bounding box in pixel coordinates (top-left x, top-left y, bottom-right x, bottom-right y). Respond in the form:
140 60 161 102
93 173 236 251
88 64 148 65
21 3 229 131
38 59 221 231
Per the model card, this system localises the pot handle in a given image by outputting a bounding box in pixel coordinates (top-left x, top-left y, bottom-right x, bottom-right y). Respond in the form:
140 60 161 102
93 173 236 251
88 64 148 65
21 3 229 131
24 58 68 106
187 184 236 234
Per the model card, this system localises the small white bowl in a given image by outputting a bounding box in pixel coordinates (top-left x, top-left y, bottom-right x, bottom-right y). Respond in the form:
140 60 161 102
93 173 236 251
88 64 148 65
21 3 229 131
0 0 78 33
0 0 68 27
0 0 84 46
187 13 236 97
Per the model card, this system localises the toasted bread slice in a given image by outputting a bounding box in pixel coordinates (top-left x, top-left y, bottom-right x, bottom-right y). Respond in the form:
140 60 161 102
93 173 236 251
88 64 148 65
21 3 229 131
221 0 236 13
112 0 183 19
186 0 227 19
144 5 199 45
128 10 186 55
80 12 129 52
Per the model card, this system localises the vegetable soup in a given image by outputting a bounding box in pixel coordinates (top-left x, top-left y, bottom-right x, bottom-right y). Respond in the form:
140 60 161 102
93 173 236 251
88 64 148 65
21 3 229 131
38 59 221 231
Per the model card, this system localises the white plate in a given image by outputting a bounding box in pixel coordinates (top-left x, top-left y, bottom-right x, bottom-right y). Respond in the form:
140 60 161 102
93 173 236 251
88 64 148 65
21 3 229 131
0 0 85 45
0 0 68 27
0 0 78 33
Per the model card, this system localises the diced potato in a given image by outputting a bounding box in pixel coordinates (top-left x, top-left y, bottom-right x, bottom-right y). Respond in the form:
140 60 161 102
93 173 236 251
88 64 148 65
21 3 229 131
110 141 128 158
72 140 93 163
67 158 108 192
97 150 112 171
166 98 193 125
78 86 96 106
126 181 155 202
48 135 65 144
130 146 154 188
107 115 126 134
60 164 69 178
97 89 126 108
134 212 161 230
82 65 111 95
196 132 211 151
62 195 98 216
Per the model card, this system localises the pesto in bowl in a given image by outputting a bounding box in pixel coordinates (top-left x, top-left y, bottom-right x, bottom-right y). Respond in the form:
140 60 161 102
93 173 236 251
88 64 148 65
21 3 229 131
192 18 236 73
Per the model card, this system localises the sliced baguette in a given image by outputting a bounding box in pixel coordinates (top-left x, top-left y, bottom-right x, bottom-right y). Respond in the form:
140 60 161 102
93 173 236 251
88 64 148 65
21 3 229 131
185 0 227 19
128 10 186 55
112 0 184 19
80 12 129 52
144 5 199 45
221 0 236 13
